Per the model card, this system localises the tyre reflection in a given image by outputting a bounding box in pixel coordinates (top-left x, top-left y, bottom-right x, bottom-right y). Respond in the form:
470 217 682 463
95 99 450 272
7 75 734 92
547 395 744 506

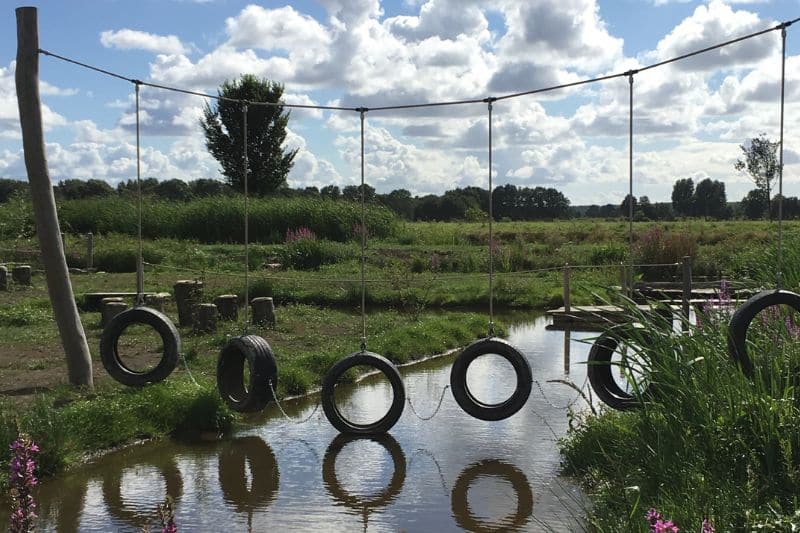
451 459 534 532
218 435 280 514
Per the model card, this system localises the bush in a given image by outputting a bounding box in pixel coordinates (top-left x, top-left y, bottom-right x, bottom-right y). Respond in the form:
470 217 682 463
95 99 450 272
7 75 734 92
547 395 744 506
278 239 353 270
635 226 698 280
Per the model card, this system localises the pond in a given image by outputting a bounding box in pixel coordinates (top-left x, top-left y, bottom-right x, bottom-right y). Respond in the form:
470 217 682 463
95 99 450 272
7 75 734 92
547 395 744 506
20 314 602 532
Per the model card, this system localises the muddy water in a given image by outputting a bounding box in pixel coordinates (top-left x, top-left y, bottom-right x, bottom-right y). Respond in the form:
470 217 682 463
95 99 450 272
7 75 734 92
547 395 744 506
22 315 599 532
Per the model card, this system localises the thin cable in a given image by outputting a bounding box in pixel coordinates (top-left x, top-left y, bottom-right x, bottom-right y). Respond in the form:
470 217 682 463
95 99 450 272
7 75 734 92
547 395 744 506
243 103 250 331
406 384 450 421
777 27 787 290
39 18 799 114
268 380 321 424
487 99 495 337
627 74 634 297
135 82 144 304
359 109 367 351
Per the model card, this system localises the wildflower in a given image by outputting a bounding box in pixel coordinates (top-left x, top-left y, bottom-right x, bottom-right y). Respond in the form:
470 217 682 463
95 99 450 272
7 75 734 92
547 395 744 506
701 518 715 533
652 519 679 533
645 508 662 523
285 226 316 243
8 433 39 533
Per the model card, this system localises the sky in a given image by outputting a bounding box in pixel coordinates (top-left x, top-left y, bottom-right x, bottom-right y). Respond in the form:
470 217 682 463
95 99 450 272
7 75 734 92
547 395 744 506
1 0 799 205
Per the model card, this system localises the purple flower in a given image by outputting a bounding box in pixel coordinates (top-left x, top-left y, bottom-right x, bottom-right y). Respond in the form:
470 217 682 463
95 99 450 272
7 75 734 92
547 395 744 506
8 433 39 533
653 519 679 533
702 518 715 533
645 508 662 523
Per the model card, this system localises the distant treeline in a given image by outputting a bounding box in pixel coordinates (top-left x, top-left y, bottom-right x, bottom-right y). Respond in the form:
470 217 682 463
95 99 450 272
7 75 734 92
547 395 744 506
0 177 796 221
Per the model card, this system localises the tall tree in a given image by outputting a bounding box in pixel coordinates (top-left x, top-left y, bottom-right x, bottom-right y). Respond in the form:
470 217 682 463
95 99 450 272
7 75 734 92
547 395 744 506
671 178 694 216
735 133 780 219
201 75 297 195
692 178 727 219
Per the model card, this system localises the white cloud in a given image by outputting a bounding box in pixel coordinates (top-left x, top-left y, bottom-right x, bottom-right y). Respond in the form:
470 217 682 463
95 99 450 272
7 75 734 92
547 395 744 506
100 29 188 55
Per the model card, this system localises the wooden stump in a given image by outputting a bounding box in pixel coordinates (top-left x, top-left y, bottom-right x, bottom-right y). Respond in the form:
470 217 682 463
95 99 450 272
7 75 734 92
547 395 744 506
101 298 127 327
251 297 275 327
0 266 7 291
12 265 32 286
144 292 170 312
213 294 238 321
194 303 217 333
173 280 203 327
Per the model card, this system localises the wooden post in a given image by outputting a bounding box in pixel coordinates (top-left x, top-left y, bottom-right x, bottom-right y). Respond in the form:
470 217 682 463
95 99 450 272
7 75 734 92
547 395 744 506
213 294 239 321
682 256 692 329
563 263 571 314
0 266 7 291
143 292 168 312
12 265 32 286
16 7 93 387
194 303 218 333
251 297 276 327
86 232 93 270
100 297 126 327
619 262 627 298
174 280 203 327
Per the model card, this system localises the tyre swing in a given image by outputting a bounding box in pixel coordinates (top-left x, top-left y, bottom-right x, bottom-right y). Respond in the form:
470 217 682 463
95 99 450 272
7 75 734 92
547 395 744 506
727 32 798 379
216 102 278 413
449 99 532 422
321 109 406 435
100 81 179 387
587 329 654 411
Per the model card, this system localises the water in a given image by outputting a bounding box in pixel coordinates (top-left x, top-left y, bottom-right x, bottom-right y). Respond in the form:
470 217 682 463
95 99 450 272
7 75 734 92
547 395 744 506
23 315 600 532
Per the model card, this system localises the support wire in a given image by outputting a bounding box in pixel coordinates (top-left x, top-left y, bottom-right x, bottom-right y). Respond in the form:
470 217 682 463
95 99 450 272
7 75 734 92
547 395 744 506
627 74 634 297
487 98 496 337
359 108 368 351
243 103 250 331
135 81 144 305
777 26 787 290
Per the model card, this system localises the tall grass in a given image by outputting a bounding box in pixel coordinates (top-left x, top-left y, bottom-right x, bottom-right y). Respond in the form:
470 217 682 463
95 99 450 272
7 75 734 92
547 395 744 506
561 300 800 530
56 195 398 243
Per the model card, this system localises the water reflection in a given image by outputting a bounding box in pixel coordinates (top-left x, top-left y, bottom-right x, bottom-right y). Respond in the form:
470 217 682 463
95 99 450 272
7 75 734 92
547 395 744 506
218 436 279 513
451 459 533 532
101 455 183 528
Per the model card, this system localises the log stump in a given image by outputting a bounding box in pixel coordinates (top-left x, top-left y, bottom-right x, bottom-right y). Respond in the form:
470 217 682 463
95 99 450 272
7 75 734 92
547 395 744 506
251 297 275 327
213 294 238 321
12 265 32 286
174 280 203 327
194 303 217 333
144 292 170 312
101 298 127 327
0 266 7 291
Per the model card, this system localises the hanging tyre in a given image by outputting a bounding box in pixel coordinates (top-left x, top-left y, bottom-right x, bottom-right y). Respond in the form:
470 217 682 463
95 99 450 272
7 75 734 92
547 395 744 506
217 335 277 413
449 337 532 421
99 306 180 387
728 289 800 378
587 331 652 410
322 433 406 511
321 351 406 434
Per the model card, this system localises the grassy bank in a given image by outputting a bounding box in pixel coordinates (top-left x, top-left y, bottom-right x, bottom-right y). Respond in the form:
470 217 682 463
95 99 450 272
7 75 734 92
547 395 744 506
560 300 800 530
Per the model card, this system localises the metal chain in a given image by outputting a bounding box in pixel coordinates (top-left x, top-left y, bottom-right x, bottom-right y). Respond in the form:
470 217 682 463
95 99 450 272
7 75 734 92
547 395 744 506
268 380 322 424
532 376 593 412
406 384 450 421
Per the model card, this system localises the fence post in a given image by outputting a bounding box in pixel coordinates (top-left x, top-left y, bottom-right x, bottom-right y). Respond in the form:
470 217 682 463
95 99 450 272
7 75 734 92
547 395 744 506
86 232 93 270
682 256 692 328
563 263 571 313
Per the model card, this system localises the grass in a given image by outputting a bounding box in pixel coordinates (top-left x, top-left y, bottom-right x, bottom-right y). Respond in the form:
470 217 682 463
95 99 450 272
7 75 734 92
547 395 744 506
560 295 800 530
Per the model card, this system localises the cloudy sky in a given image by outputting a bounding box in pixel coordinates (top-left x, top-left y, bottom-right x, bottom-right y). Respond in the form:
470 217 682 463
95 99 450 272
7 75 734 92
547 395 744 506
1 0 798 204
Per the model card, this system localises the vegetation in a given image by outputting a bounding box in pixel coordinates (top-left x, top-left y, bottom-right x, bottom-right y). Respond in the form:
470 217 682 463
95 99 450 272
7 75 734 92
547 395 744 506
201 75 297 195
736 133 781 220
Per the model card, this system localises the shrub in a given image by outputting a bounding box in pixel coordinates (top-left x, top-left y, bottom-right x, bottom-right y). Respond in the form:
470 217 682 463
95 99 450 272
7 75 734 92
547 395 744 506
635 226 698 280
278 239 353 270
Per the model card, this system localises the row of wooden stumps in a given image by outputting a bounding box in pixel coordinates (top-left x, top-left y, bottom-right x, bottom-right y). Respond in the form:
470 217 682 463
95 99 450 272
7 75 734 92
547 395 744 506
99 279 276 332
0 265 33 290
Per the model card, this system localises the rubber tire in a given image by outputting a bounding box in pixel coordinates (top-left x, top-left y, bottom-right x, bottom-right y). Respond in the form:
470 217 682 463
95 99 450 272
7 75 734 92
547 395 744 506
99 306 180 387
217 335 277 413
102 457 184 528
321 351 406 435
219 436 279 513
587 332 651 411
451 459 534 532
728 289 800 378
449 337 532 421
322 433 406 511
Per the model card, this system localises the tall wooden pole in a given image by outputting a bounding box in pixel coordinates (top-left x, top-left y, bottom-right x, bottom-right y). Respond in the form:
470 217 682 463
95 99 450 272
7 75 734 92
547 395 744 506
16 7 93 388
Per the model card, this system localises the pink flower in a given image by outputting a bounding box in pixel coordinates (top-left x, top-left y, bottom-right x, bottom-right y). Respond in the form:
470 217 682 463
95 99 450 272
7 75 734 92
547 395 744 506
702 518 715 533
653 519 679 533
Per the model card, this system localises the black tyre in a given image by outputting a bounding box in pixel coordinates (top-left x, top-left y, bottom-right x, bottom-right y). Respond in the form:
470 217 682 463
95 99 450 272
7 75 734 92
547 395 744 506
321 351 405 434
322 433 406 511
99 306 180 386
219 436 279 513
449 337 532 421
728 289 800 378
451 459 534 532
217 335 277 413
587 332 651 411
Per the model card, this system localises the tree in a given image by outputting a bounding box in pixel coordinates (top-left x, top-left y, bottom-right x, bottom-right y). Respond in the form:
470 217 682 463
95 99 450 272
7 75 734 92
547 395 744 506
740 188 769 220
735 134 780 219
380 189 415 219
154 179 193 201
320 185 341 199
189 178 232 197
0 178 29 203
201 75 297 195
55 178 113 200
692 178 727 219
620 194 637 218
342 184 376 203
671 178 694 216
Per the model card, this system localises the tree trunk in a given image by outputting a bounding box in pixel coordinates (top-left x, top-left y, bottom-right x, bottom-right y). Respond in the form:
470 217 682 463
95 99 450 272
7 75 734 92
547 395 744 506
16 7 93 388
